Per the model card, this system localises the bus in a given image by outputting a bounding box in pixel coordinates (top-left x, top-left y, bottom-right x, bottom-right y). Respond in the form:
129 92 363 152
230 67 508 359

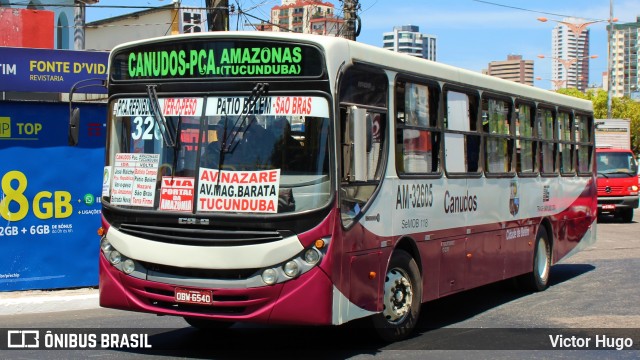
69 32 597 341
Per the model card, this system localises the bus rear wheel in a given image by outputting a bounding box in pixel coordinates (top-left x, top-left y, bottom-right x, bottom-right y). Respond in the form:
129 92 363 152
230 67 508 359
521 226 551 292
183 317 234 331
372 250 422 342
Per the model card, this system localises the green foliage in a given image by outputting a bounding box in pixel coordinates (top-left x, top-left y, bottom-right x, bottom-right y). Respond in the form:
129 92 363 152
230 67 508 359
556 88 640 155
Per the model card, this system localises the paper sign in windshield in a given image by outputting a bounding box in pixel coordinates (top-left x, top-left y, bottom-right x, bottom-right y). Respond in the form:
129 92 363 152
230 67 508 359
205 96 329 117
111 153 159 207
160 177 195 212
114 98 203 117
197 169 280 213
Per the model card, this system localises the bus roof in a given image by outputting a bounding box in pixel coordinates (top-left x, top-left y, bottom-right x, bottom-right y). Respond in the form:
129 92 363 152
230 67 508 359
110 31 593 113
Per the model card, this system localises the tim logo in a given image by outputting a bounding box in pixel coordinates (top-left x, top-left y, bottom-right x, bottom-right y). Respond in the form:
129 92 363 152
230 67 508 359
7 330 39 348
0 117 10 138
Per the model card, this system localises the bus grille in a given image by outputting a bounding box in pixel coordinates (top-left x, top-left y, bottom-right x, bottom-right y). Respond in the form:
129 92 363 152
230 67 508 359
140 261 259 280
118 223 285 246
152 301 246 314
598 185 625 193
145 288 248 314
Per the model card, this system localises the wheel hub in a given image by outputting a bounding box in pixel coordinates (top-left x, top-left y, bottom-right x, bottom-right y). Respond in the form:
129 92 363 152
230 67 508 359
382 269 413 323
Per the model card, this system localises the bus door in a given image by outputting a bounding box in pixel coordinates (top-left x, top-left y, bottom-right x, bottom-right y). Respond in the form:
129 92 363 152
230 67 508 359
337 64 389 312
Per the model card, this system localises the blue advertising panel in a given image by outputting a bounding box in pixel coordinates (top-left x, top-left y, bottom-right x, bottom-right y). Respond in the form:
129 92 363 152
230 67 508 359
0 101 106 291
0 47 108 94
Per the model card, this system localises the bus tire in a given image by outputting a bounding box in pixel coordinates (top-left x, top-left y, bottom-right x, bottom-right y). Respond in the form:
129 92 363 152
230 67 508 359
372 250 422 342
620 208 634 223
522 226 552 292
183 317 234 331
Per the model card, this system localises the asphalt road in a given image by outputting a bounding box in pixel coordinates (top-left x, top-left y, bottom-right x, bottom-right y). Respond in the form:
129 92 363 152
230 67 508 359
1 209 639 359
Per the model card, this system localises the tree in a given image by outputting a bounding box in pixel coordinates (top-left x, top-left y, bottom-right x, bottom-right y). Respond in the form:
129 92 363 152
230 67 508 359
556 88 640 155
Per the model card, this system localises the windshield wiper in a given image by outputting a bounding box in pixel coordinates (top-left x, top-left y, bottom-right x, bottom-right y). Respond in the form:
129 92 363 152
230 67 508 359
147 85 178 148
610 171 634 177
217 83 269 175
220 83 269 154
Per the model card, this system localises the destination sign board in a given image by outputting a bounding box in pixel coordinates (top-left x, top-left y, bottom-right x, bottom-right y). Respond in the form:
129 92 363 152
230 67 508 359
110 39 325 81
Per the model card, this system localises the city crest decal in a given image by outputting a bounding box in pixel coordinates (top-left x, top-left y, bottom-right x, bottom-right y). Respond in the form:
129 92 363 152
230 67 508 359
509 181 519 216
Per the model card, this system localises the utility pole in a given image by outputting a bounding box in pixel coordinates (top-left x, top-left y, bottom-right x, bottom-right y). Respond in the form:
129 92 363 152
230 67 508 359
342 0 359 41
73 0 87 50
606 0 614 119
205 0 229 31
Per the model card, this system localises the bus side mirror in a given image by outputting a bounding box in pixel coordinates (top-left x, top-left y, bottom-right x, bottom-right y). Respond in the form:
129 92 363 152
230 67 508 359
68 107 80 146
67 77 107 146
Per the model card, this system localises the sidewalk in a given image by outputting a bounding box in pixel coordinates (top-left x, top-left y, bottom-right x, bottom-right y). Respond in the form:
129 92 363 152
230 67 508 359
0 287 100 316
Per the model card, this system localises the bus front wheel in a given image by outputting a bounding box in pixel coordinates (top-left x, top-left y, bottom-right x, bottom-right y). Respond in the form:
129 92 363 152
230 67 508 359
372 250 422 342
620 208 634 223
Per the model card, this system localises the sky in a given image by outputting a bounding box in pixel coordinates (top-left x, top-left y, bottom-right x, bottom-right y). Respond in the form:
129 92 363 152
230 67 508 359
85 0 640 89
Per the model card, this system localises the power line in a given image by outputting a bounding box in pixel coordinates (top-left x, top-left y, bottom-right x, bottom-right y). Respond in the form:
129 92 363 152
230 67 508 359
471 0 610 22
4 1 350 36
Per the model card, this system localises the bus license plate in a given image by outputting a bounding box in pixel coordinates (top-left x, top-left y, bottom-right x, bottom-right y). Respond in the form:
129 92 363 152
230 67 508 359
602 204 616 210
175 288 213 305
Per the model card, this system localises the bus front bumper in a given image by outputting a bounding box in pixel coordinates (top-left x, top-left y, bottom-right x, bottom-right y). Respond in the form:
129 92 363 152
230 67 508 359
98 253 334 325
597 195 639 213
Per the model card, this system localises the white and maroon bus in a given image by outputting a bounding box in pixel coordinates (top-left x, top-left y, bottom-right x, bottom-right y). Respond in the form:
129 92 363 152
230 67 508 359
73 32 597 341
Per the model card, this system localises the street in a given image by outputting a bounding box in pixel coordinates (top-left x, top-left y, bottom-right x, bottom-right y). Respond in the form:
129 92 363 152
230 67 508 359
1 210 639 359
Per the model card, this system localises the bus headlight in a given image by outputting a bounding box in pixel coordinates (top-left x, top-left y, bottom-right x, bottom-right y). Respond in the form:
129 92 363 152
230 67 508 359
109 251 122 265
283 261 299 278
259 237 330 285
122 259 136 274
100 238 138 275
100 238 112 252
304 248 320 264
262 268 277 285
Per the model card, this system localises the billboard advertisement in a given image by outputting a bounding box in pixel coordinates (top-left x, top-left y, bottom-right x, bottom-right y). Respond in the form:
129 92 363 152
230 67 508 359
0 101 106 291
0 47 108 94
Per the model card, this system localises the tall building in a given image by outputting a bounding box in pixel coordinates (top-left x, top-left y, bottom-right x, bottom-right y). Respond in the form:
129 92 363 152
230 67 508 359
267 0 344 37
485 55 534 86
607 16 640 99
550 17 591 92
382 25 437 61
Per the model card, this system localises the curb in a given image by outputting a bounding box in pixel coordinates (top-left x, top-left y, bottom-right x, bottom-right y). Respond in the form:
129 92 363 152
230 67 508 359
0 288 100 316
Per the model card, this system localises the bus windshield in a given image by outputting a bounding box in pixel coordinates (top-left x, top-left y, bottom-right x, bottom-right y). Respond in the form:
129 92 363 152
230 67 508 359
596 151 638 176
104 96 331 214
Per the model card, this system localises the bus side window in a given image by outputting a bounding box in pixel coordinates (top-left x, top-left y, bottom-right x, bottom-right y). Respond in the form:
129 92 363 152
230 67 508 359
482 97 513 174
444 90 480 173
575 114 593 174
558 111 574 175
516 103 537 174
338 64 388 226
395 80 441 175
537 107 557 175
